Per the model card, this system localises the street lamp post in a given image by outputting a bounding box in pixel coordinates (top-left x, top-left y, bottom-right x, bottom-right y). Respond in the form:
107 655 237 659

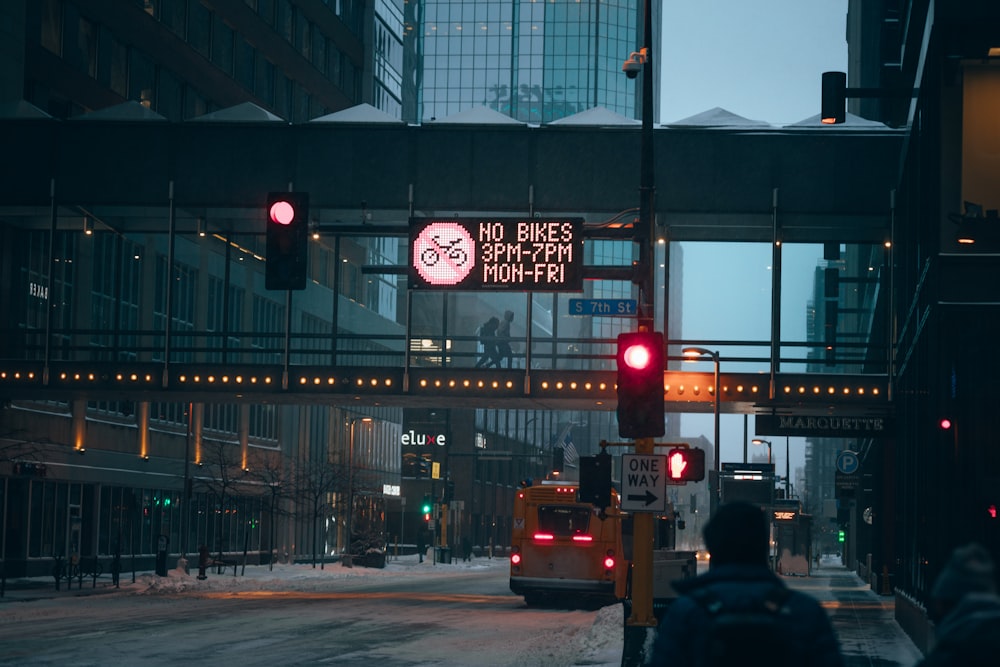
752 438 773 465
346 417 373 556
682 347 720 512
785 436 791 498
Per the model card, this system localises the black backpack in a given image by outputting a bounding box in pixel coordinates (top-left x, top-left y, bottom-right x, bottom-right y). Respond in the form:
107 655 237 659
689 584 793 667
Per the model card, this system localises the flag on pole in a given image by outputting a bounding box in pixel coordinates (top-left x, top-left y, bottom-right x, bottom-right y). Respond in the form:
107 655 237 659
563 435 579 468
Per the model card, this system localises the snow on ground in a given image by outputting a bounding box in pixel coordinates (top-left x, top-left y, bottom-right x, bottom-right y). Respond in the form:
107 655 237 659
4 554 924 667
5 554 626 667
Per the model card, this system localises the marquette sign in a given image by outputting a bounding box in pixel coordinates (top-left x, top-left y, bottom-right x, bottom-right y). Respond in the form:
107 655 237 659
409 217 584 291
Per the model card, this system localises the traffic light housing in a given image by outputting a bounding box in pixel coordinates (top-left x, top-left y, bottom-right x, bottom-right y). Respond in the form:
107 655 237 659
552 447 564 474
821 71 846 125
616 331 665 439
265 191 309 290
665 447 706 484
579 449 613 510
421 494 432 514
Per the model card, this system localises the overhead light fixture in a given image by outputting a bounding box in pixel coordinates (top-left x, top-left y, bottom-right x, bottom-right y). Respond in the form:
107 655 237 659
989 47 1000 57
197 218 206 237
83 217 93 235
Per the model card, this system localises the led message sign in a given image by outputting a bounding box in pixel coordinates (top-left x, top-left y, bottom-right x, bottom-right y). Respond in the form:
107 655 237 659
409 217 584 291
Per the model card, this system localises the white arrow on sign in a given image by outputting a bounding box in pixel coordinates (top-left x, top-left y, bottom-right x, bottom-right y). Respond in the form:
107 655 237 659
621 454 667 513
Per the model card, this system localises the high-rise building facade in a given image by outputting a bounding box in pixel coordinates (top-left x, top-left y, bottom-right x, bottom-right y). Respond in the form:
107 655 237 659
403 0 660 123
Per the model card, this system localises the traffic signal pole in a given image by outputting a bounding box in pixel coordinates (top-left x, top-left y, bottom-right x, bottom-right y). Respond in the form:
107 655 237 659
622 0 659 661
629 437 657 627
628 0 657 633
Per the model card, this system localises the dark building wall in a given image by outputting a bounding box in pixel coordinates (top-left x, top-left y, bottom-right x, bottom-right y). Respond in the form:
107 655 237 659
19 0 363 120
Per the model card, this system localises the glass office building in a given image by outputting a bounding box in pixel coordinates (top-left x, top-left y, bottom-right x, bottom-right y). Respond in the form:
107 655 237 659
404 0 659 123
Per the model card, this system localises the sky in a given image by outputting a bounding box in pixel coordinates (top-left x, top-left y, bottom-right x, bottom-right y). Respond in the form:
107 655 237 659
660 0 850 126
657 1 851 476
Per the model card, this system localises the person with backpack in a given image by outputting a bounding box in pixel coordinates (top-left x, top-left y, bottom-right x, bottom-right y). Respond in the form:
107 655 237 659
915 542 1000 666
495 309 515 368
474 316 501 368
647 501 843 667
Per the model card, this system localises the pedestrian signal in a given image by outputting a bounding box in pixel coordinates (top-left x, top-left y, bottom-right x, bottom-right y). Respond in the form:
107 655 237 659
665 447 705 484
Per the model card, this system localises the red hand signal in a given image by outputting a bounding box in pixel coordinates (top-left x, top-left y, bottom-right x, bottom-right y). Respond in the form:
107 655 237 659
668 451 688 479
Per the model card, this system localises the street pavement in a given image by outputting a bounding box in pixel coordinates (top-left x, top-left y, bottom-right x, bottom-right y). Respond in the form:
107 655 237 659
2 558 928 665
787 562 925 666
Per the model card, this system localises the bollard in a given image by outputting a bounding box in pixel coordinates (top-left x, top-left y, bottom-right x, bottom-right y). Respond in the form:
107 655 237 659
111 552 121 588
198 545 209 580
53 556 63 591
155 535 169 577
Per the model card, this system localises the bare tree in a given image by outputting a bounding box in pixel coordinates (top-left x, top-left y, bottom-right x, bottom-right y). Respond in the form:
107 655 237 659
246 451 295 571
294 459 347 568
0 428 49 465
196 440 250 565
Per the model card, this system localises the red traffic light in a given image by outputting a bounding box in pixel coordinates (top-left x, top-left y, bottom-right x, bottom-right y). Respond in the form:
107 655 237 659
269 199 296 225
265 192 309 290
616 331 665 439
621 342 653 370
665 447 706 484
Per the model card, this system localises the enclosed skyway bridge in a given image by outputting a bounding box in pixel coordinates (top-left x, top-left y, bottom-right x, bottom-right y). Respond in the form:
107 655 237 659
0 355 890 418
0 109 900 422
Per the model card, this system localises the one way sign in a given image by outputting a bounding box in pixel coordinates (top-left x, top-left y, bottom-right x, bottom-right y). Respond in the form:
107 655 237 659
620 454 667 512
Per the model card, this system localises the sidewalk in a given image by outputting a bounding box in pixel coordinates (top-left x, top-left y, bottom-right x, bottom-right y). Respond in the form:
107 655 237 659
0 574 126 603
786 563 924 666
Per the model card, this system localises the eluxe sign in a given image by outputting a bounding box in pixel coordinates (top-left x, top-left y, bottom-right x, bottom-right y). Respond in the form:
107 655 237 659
755 414 891 438
400 430 448 446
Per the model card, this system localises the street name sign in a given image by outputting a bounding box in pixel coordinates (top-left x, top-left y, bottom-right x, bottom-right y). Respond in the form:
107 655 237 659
620 454 667 512
568 298 638 317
